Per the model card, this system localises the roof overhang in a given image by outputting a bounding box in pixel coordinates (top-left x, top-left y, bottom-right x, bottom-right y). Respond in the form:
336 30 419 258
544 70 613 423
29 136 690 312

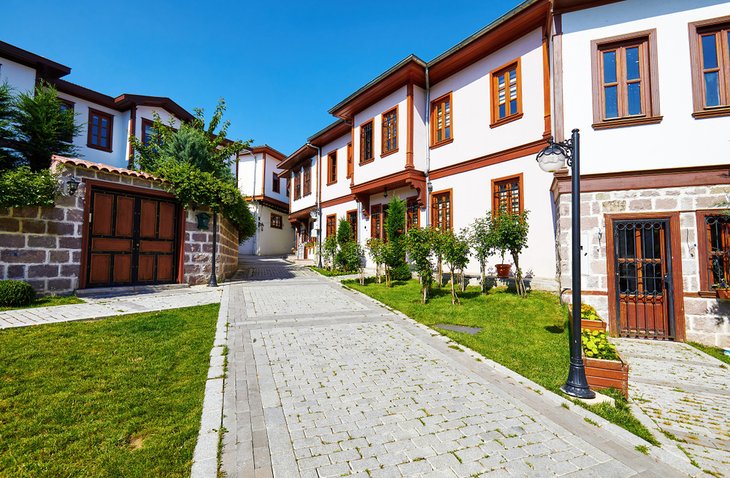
351 169 428 214
328 55 427 119
0 41 71 79
307 119 351 148
289 206 316 223
248 145 287 161
115 94 194 122
278 144 317 173
551 0 623 14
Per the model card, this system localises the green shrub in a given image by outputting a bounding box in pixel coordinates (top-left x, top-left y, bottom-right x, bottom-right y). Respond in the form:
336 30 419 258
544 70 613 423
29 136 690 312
0 280 36 307
582 330 619 361
390 263 412 281
0 166 59 207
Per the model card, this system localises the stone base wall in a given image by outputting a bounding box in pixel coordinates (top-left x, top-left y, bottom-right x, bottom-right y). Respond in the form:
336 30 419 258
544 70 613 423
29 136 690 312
183 209 239 285
556 184 730 347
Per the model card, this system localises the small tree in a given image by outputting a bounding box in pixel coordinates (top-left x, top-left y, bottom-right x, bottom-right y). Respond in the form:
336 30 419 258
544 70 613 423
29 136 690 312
456 229 471 292
366 238 386 283
384 197 409 284
493 211 530 297
336 218 353 246
468 213 497 294
323 235 338 270
405 227 434 303
340 241 364 280
431 228 448 287
442 231 470 305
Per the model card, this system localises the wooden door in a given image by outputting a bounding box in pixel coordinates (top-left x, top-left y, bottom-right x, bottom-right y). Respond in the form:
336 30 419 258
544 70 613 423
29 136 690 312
612 219 675 340
87 189 179 287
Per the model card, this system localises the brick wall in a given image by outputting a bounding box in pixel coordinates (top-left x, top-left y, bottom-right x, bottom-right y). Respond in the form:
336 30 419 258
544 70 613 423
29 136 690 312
183 208 239 285
555 184 730 347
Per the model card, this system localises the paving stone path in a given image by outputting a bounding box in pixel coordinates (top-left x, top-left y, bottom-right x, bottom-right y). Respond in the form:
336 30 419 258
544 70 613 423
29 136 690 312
221 258 687 477
615 339 730 477
0 285 221 329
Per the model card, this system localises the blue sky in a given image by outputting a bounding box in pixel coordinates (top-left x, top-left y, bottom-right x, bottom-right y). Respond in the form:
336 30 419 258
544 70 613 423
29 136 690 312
5 0 523 155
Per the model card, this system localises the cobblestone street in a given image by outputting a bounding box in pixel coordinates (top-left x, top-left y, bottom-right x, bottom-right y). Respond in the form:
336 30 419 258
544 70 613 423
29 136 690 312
220 258 688 477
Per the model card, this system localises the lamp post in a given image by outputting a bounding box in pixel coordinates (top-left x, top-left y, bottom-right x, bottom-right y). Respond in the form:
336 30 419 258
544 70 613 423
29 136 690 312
536 129 595 399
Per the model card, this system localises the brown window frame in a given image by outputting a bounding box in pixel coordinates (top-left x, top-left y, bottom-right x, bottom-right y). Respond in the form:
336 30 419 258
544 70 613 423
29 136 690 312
406 197 420 231
696 210 730 294
327 150 338 185
370 204 388 240
360 119 374 165
430 189 452 232
590 29 661 130
381 106 399 157
490 59 523 128
272 172 281 194
346 142 353 179
430 93 453 148
326 214 337 238
346 209 358 242
491 173 524 215
303 164 312 196
689 16 730 119
270 213 283 229
87 108 114 152
293 169 302 200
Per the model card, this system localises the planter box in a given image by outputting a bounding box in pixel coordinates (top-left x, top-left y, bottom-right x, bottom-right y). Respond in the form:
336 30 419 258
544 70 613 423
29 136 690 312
581 319 607 332
717 289 730 300
583 356 629 398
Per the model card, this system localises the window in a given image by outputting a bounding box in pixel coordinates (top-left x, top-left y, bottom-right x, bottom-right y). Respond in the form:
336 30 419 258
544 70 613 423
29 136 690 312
346 142 353 179
430 93 452 147
591 30 660 128
346 210 358 242
270 213 283 229
272 172 281 194
87 108 113 151
303 164 312 196
327 150 338 184
697 211 730 292
141 118 155 146
286 178 290 197
406 198 420 231
326 214 337 238
370 204 388 240
492 174 523 215
490 60 522 127
689 17 730 118
59 99 74 143
431 190 452 231
360 119 374 164
293 170 301 200
381 106 398 156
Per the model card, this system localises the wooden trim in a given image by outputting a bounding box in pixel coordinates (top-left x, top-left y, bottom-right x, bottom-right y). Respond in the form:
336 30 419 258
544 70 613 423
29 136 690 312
604 212 685 341
82 178 176 199
79 180 93 289
325 213 337 238
270 213 283 229
590 29 660 127
688 16 730 116
350 126 355 186
552 0 622 14
346 208 358 242
272 171 281 194
406 82 414 169
489 58 523 128
429 139 545 180
542 34 552 138
87 107 114 152
176 206 186 284
346 142 354 181
491 172 524 214
380 105 399 157
359 118 375 165
303 163 312 197
326 149 338 185
695 209 730 292
430 92 453 147
429 137 454 150
553 14 565 141
350 169 427 208
320 194 356 209
140 117 154 146
430 188 453 231
551 164 730 197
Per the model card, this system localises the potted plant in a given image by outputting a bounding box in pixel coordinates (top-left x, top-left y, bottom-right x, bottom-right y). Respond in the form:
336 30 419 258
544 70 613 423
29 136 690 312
582 330 629 397
714 279 730 300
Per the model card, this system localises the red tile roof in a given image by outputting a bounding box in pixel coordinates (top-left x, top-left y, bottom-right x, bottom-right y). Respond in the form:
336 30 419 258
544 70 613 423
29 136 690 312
52 155 163 181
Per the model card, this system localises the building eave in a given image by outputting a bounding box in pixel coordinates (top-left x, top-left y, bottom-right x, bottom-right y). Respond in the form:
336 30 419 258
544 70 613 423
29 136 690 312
307 119 351 148
0 41 71 79
278 144 317 173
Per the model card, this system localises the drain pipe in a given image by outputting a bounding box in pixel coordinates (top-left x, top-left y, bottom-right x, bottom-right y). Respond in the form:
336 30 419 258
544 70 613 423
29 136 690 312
424 66 432 227
306 142 322 267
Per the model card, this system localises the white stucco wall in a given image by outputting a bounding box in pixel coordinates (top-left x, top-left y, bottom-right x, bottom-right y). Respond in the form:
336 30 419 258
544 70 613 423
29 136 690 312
413 86 428 172
428 28 547 172
321 133 352 202
0 58 36 95
289 156 317 213
239 203 295 256
321 200 359 240
561 0 730 174
264 154 288 203
237 151 265 197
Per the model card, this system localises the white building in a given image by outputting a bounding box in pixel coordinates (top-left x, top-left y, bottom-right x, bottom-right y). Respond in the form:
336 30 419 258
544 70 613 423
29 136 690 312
279 0 730 347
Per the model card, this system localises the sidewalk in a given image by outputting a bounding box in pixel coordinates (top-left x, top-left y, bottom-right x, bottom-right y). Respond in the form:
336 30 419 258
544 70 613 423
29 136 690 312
0 286 222 329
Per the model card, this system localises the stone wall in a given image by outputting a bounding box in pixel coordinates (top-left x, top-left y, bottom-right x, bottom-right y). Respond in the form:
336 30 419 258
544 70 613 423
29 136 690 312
555 184 730 347
183 209 239 285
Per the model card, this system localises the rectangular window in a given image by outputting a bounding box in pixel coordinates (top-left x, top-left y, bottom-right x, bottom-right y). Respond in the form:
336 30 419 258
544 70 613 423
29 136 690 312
293 170 301 200
381 106 398 156
370 205 383 240
431 190 452 231
697 212 730 292
326 214 337 238
346 209 358 242
491 60 522 127
87 108 113 151
689 18 730 118
141 118 155 146
59 99 74 143
303 164 312 196
360 119 374 164
406 198 420 231
272 172 281 193
327 150 337 184
270 213 283 229
591 30 660 128
492 174 523 215
346 142 353 179
430 93 452 147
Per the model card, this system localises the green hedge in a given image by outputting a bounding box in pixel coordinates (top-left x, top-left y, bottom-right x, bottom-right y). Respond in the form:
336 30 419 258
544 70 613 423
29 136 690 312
0 280 36 307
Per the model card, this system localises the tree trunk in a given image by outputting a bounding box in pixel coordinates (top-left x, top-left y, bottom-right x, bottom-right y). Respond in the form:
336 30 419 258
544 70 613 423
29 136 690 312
376 263 382 283
460 270 465 292
513 253 525 297
480 264 487 294
449 266 460 305
437 257 443 288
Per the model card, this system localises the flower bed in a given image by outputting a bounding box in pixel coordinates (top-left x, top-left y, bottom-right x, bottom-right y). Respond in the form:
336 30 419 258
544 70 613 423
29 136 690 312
582 330 629 397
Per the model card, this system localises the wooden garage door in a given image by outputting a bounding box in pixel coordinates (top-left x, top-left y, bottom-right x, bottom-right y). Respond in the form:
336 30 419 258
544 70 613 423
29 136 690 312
86 188 180 288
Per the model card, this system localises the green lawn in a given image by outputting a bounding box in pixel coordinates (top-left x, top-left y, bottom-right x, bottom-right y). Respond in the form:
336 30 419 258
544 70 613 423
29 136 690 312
309 266 356 277
0 295 84 312
0 304 219 477
688 341 730 366
346 279 657 444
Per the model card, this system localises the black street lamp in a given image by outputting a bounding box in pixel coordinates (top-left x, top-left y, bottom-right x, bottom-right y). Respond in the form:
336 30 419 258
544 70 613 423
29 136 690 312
536 129 595 399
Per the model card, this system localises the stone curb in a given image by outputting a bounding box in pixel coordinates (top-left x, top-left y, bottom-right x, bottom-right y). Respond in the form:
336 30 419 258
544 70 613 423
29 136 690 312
338 281 703 478
190 285 230 478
